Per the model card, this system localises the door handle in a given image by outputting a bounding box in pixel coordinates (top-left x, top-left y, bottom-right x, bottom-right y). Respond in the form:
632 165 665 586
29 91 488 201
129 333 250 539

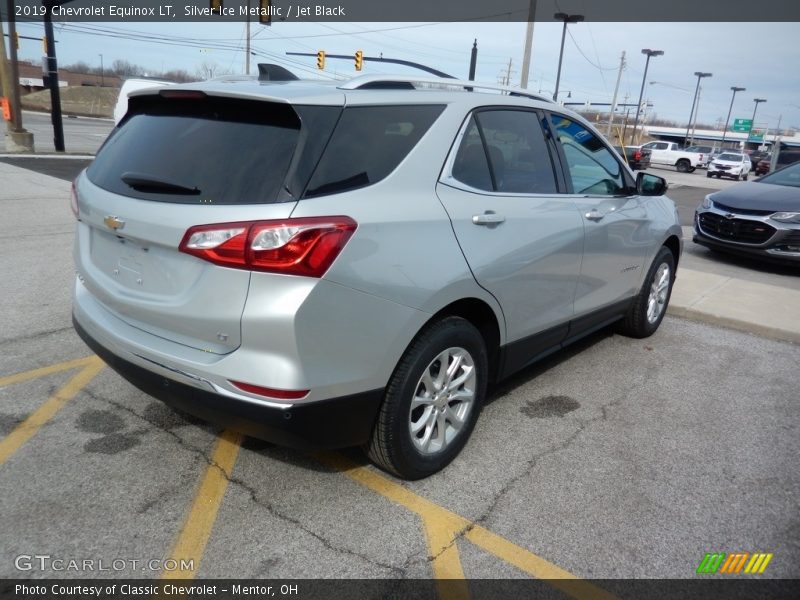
472 212 505 226
584 209 605 222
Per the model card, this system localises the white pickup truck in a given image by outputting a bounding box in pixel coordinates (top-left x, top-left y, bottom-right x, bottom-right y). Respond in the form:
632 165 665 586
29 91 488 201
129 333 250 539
638 141 704 173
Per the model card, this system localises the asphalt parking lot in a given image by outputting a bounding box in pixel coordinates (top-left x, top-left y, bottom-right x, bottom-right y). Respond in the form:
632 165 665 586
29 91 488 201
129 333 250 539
1 157 798 596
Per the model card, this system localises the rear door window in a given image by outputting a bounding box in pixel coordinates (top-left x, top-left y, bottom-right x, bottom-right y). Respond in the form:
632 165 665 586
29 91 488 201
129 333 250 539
88 95 302 205
303 105 444 198
450 109 558 194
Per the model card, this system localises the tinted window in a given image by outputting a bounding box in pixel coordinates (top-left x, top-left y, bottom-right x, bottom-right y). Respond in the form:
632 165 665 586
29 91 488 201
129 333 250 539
475 110 557 194
718 153 744 161
451 117 493 191
551 114 627 195
304 105 444 198
88 96 300 205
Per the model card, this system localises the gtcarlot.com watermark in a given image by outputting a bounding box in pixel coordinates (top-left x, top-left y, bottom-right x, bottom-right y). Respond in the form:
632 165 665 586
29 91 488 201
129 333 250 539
15 554 194 573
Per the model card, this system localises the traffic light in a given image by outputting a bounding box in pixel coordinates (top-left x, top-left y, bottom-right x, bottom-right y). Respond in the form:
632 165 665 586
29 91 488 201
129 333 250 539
258 0 271 25
316 51 325 70
210 0 222 13
355 50 363 72
14 32 20 51
42 36 47 54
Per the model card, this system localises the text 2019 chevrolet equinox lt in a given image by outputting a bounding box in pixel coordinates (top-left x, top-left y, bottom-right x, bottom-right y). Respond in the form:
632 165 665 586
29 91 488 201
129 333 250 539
72 75 682 479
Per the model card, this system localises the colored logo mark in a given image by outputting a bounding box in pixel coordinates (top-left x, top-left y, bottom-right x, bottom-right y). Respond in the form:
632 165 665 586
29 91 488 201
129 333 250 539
696 552 773 574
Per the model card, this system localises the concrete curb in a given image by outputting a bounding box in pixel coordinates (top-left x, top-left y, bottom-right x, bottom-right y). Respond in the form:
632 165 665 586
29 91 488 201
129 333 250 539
667 305 799 346
668 267 800 346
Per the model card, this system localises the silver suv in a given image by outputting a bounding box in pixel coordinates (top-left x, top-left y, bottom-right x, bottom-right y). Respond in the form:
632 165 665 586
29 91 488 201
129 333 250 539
72 75 682 479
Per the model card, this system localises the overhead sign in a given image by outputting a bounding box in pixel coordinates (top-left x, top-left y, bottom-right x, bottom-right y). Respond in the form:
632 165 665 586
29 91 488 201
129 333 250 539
731 118 753 132
748 129 765 141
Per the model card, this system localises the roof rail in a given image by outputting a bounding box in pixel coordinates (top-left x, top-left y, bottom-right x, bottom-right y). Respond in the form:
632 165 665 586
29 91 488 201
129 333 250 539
338 75 553 103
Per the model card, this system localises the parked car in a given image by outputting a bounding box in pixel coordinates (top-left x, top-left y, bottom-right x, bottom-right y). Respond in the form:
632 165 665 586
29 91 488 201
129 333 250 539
684 145 719 168
755 149 800 176
746 149 771 169
707 152 752 180
614 145 651 170
694 161 800 263
638 141 703 172
72 74 682 479
754 154 773 176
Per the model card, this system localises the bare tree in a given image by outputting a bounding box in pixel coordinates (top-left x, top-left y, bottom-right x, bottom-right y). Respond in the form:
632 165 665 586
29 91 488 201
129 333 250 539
161 69 196 83
195 60 233 80
111 59 144 78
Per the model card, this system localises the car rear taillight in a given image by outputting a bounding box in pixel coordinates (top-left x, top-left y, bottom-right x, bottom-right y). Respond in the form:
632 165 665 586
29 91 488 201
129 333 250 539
229 380 309 400
70 181 80 219
179 216 357 277
634 150 641 161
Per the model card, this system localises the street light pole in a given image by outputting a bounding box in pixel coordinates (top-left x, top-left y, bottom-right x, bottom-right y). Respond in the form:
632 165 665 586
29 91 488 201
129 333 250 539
630 48 663 145
98 54 104 86
684 71 712 146
748 98 767 144
553 12 583 102
721 86 745 147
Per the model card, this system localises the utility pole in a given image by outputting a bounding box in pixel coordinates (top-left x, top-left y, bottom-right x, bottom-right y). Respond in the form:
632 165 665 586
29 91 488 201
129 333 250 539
498 59 514 87
0 1 34 152
468 39 477 81
769 114 782 172
43 0 65 151
245 0 251 75
619 93 630 143
689 84 703 145
519 0 537 88
630 48 663 145
606 50 625 138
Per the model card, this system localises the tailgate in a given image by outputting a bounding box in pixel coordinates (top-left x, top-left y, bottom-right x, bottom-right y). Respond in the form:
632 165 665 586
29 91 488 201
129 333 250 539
74 174 296 354
73 93 313 354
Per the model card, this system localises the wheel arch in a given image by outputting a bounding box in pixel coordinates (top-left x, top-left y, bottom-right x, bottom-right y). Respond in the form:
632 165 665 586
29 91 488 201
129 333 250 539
662 234 682 269
425 298 503 383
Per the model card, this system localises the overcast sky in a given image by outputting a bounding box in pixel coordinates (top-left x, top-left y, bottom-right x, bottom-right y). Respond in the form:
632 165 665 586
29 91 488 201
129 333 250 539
13 20 800 130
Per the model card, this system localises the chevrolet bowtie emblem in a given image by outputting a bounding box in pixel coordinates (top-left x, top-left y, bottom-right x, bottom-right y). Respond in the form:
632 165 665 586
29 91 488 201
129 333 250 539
104 215 125 231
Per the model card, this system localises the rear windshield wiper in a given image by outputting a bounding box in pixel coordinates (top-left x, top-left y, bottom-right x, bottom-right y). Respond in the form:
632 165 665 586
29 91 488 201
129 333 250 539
121 172 201 195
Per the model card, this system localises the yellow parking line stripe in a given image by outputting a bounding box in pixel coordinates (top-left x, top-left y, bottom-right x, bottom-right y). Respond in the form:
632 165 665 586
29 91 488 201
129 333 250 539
0 356 98 389
0 357 105 467
315 452 617 600
464 527 617 600
423 518 470 600
161 430 243 580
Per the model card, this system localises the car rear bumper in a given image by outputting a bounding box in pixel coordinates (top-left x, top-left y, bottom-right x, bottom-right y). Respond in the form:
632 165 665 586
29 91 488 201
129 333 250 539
73 315 384 450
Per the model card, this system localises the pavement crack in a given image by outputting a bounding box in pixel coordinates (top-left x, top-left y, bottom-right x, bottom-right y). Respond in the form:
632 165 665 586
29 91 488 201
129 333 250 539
83 389 406 575
445 390 632 549
227 472 408 577
0 326 74 345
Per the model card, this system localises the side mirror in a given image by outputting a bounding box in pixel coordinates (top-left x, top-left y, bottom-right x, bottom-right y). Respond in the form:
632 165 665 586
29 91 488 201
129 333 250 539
636 172 668 196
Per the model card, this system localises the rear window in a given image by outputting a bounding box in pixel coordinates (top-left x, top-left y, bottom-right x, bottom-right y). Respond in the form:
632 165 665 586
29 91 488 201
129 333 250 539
303 104 444 198
88 96 301 205
718 153 743 161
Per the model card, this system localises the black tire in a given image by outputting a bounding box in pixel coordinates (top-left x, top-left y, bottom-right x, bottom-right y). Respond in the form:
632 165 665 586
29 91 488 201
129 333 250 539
743 173 749 181
365 317 488 480
706 171 712 178
689 166 696 173
676 159 690 173
617 246 676 339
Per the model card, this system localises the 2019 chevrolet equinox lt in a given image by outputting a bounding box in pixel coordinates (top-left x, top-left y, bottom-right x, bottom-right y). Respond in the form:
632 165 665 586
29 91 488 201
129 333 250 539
72 75 682 479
